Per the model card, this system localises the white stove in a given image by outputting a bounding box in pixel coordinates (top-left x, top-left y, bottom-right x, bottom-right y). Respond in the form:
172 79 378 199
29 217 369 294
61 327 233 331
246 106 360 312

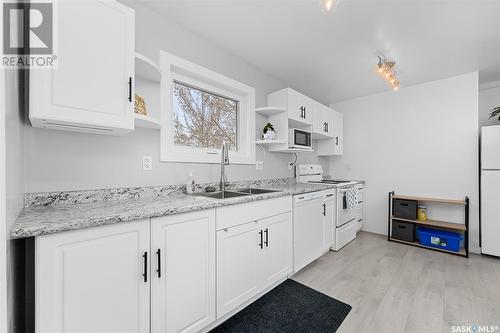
295 164 363 252
295 164 356 186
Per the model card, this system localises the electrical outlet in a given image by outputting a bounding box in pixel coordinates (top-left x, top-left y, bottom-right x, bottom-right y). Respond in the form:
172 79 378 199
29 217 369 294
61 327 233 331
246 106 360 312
143 156 152 170
256 160 263 170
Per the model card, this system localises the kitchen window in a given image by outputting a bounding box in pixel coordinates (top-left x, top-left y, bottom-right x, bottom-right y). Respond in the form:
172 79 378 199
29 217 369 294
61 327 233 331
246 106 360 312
160 51 255 164
173 81 238 151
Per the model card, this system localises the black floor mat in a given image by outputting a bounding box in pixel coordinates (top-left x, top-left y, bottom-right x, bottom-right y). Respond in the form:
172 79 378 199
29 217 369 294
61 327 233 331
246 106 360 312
211 279 352 333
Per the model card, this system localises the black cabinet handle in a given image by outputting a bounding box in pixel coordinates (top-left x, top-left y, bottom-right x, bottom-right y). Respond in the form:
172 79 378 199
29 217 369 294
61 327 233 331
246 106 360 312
259 230 263 249
336 136 339 145
264 228 269 247
303 107 306 119
128 77 132 102
156 249 161 278
323 203 326 216
142 252 148 283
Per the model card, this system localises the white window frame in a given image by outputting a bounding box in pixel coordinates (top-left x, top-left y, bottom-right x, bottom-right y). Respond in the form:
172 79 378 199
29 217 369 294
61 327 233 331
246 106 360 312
160 51 255 164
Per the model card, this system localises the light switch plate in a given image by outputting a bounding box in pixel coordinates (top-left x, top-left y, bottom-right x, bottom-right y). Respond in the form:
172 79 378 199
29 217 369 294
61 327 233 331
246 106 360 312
143 156 152 170
256 160 263 170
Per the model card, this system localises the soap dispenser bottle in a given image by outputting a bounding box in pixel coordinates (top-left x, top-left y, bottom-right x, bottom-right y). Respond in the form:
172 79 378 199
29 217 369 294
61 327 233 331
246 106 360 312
186 172 195 194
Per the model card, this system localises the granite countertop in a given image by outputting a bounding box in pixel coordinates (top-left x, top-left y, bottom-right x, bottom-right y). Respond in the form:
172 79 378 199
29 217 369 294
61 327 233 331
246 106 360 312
11 181 341 239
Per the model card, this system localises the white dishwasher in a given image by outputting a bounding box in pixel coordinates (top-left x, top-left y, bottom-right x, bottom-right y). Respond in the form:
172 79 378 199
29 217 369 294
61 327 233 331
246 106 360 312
293 192 324 273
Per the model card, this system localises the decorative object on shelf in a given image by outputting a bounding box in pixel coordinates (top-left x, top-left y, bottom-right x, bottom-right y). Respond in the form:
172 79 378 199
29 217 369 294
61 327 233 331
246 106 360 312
417 205 427 221
319 0 339 14
134 94 147 115
489 106 500 120
262 122 276 141
375 56 400 91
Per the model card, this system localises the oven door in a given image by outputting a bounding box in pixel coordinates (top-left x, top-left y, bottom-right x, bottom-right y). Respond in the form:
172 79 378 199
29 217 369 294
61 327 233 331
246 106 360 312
337 187 357 227
291 129 312 149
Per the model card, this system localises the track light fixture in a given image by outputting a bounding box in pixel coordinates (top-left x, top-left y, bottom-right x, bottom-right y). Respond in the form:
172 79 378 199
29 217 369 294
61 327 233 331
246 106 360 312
376 56 400 91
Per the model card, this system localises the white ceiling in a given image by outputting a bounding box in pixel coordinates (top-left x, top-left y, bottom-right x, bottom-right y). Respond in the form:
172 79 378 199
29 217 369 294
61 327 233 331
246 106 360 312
140 0 500 103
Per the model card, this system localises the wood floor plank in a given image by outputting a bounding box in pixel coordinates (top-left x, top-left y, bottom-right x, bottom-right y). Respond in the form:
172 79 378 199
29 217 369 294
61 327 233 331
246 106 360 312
291 231 500 333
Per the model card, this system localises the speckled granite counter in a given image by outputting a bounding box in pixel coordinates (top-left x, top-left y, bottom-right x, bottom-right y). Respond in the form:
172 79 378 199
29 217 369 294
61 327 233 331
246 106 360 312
11 180 343 239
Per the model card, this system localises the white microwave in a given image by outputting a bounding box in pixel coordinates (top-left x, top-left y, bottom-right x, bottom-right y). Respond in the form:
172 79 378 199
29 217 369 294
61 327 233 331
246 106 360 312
289 128 312 150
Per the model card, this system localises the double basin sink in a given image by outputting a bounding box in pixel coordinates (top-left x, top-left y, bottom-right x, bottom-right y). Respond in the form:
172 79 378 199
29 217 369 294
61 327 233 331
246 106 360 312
195 188 281 199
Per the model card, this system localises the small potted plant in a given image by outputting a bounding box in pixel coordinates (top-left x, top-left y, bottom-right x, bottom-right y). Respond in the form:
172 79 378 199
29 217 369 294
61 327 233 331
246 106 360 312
263 122 275 141
489 106 500 121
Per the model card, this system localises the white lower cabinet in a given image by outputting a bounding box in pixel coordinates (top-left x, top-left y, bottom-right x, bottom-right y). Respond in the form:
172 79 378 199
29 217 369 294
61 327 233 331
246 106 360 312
36 220 151 333
216 203 293 319
216 221 260 318
258 213 293 289
151 210 216 333
36 210 216 333
35 198 293 332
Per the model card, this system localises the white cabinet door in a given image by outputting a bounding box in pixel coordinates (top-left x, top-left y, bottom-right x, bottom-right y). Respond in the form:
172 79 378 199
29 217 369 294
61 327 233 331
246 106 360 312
268 88 312 125
316 110 343 156
36 220 150 333
333 111 344 155
258 212 293 290
151 210 216 333
217 221 260 318
323 197 335 250
313 104 334 139
30 0 135 134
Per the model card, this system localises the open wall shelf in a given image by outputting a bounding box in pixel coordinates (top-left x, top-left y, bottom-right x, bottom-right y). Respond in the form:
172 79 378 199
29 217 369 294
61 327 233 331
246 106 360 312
135 53 161 82
255 107 286 115
134 52 161 130
134 114 162 129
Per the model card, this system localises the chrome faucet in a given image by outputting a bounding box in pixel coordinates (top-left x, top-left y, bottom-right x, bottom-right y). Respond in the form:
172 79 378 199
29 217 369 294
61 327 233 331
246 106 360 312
220 142 230 192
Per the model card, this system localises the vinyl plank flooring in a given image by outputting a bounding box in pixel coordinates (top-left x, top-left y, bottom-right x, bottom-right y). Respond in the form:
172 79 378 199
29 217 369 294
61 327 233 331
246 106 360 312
291 232 500 333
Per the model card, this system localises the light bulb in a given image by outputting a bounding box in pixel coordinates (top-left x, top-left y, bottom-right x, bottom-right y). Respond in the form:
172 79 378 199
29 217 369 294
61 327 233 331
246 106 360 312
320 0 338 14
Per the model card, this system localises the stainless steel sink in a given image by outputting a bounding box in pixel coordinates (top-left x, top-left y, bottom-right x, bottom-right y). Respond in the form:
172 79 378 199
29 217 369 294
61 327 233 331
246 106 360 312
236 188 281 195
194 188 281 199
196 191 250 199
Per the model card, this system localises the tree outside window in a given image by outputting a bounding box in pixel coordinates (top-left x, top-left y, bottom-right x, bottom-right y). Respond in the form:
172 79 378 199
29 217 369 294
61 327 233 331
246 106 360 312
173 81 238 150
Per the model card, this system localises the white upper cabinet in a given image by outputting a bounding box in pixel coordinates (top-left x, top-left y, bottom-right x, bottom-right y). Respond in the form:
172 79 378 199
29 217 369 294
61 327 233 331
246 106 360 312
151 210 216 333
312 102 335 139
30 0 135 135
317 109 343 156
36 220 150 333
268 88 313 126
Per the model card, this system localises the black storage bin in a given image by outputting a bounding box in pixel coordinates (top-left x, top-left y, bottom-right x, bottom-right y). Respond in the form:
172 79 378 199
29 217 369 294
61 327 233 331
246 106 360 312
393 199 418 220
392 220 415 242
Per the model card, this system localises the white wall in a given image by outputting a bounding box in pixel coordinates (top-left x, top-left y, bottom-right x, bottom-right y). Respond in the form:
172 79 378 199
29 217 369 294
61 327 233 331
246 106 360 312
23 2 328 193
330 72 480 253
479 81 500 127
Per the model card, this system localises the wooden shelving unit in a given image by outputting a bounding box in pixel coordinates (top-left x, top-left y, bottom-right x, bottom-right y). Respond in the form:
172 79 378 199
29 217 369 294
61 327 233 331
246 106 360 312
388 192 469 258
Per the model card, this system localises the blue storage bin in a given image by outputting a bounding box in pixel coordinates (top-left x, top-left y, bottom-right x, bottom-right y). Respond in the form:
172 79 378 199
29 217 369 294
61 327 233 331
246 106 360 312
418 227 463 252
